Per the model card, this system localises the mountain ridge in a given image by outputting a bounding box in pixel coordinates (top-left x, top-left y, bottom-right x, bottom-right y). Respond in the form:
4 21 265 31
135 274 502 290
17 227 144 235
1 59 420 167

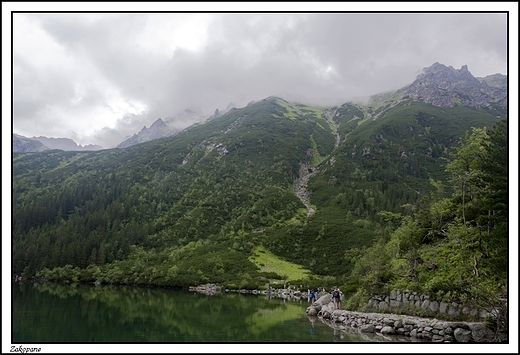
12 134 103 153
13 62 506 152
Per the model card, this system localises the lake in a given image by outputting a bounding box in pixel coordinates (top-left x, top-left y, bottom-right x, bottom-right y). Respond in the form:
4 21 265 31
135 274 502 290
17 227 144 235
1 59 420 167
12 281 419 350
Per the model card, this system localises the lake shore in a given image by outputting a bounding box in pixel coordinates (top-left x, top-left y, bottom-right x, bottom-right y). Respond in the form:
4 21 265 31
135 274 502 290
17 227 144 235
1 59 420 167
306 293 499 343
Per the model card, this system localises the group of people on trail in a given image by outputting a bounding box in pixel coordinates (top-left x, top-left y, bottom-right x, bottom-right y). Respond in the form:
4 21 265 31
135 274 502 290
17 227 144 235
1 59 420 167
308 286 342 309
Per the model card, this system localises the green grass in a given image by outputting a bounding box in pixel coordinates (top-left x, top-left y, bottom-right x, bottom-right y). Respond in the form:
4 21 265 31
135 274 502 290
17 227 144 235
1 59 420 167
248 245 313 282
277 100 299 120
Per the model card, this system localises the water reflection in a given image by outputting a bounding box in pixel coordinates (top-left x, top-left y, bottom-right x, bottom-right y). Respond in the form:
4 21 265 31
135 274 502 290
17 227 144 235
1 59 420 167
13 282 415 343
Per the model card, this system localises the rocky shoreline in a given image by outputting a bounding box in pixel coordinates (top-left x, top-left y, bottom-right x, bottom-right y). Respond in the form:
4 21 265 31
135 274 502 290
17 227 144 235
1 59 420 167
189 283 306 298
306 294 498 343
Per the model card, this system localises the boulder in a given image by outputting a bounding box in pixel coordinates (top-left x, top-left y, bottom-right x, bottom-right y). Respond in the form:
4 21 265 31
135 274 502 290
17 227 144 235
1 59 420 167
315 293 332 306
471 323 495 342
360 324 375 333
306 307 317 316
380 326 395 334
454 328 473 342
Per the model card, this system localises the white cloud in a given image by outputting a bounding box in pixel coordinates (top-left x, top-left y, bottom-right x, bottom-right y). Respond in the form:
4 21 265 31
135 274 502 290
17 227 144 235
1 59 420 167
8 10 510 148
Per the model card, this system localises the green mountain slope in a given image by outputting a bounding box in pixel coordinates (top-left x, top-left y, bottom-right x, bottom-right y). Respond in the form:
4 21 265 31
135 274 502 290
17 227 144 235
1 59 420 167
12 95 502 289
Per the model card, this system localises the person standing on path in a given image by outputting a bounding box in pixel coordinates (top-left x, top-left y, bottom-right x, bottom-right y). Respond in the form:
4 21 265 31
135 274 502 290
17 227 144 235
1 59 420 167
309 289 316 304
332 286 341 309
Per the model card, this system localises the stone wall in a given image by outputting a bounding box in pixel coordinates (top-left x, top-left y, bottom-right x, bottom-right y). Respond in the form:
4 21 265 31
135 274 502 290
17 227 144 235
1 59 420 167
366 290 489 319
306 294 497 342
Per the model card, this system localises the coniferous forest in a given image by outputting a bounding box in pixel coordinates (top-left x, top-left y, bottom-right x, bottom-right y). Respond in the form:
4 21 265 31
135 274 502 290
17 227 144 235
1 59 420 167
12 96 507 329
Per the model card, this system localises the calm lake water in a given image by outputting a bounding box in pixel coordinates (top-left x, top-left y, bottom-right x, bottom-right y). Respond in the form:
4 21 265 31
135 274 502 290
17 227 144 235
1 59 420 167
12 282 415 345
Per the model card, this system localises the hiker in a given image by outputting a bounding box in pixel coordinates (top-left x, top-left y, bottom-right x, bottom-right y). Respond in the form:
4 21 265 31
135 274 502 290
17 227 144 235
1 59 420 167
332 286 341 309
309 289 316 304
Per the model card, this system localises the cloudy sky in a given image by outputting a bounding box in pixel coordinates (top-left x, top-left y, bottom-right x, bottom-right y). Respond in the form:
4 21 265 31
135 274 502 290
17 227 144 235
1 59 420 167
5 3 514 148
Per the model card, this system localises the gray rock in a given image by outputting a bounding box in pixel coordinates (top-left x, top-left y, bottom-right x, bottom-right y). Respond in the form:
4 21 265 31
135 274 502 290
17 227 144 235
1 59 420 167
422 331 433 340
360 324 374 333
378 301 388 310
316 293 332 305
450 322 469 330
306 307 317 316
432 334 445 342
403 318 415 325
448 305 460 316
429 301 440 312
421 299 431 309
383 317 394 326
471 323 495 342
454 328 473 342
439 302 449 313
381 326 395 334
410 329 418 338
433 322 444 330
390 299 401 307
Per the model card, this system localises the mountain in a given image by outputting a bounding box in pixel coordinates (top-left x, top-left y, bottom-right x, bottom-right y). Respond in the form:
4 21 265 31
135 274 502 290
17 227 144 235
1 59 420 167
13 134 103 152
33 136 103 151
396 62 507 114
12 63 507 303
13 134 49 153
116 109 212 148
116 118 179 148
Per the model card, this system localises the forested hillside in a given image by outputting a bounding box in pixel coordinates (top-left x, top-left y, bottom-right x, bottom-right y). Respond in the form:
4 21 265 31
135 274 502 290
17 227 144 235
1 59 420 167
344 117 508 332
13 92 507 313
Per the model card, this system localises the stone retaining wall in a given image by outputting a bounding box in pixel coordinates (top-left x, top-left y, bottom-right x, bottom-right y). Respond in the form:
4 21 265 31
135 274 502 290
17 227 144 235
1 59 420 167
367 290 489 319
306 294 496 342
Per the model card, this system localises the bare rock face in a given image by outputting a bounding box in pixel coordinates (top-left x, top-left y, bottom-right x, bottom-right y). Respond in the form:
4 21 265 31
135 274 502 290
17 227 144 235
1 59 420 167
397 62 507 112
117 118 180 148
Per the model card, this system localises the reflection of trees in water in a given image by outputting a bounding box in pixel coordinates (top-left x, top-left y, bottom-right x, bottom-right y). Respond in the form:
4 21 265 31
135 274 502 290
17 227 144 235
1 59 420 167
20 282 311 342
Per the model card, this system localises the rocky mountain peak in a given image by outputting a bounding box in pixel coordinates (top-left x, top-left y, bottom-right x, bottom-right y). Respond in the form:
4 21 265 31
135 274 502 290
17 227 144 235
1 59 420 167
117 117 179 148
398 62 507 112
